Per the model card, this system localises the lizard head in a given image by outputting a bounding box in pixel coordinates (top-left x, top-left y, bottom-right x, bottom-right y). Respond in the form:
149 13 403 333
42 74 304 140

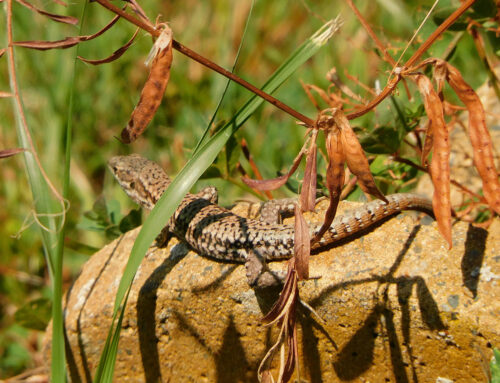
108 154 171 210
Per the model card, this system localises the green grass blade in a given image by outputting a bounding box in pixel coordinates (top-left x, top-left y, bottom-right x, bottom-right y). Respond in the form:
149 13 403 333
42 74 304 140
5 4 63 382
50 2 89 380
193 0 255 154
93 289 130 382
96 18 340 382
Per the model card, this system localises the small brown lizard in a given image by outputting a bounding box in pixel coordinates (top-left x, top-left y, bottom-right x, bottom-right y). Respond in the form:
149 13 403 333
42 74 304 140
109 154 434 287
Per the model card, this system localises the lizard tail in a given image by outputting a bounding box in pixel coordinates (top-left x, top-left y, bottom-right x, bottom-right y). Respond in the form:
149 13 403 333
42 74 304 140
312 193 434 248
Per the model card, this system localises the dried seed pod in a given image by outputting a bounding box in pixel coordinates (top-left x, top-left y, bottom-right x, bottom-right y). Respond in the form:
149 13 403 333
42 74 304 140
300 131 318 212
444 62 500 215
121 26 173 143
415 74 452 248
313 125 345 244
333 110 387 203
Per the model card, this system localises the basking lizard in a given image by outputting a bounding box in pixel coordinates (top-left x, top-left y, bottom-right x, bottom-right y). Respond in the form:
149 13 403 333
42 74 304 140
108 154 434 287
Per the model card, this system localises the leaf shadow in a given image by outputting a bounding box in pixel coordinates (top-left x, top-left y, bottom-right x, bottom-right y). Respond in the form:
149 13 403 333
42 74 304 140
309 224 447 381
461 224 488 298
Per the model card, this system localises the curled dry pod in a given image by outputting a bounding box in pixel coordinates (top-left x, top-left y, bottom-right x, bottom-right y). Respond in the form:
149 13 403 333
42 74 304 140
415 74 452 248
312 125 345 244
444 62 500 215
121 25 173 143
333 109 387 203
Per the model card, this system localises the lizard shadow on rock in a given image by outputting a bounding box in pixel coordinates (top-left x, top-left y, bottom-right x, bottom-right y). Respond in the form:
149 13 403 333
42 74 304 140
190 264 239 293
461 224 488 298
67 234 127 383
136 243 189 383
305 224 446 381
172 311 257 382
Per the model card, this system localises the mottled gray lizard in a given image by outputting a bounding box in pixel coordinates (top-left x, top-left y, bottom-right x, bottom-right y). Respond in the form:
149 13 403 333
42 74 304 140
109 154 434 287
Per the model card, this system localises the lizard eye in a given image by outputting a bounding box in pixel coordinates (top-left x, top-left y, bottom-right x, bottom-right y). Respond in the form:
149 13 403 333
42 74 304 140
130 181 136 189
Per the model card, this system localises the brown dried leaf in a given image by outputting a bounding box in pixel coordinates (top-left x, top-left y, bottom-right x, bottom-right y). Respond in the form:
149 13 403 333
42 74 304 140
121 26 173 143
444 62 500 215
78 28 139 65
415 74 452 248
282 312 299 383
242 138 309 191
258 323 286 383
300 132 317 212
80 13 121 41
261 371 274 383
294 205 310 280
0 148 26 158
313 127 345 243
242 174 292 192
262 267 298 325
258 270 299 383
15 0 78 25
333 110 388 202
13 36 82 50
12 13 120 50
301 81 321 111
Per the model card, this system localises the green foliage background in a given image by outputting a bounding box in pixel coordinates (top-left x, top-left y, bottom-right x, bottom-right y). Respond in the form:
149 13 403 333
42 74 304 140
0 0 496 378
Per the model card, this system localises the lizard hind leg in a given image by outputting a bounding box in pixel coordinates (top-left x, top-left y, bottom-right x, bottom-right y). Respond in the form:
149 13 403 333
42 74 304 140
258 198 297 224
244 250 286 289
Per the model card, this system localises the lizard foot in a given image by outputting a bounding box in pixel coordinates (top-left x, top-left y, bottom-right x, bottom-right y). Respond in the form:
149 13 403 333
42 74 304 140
245 251 285 289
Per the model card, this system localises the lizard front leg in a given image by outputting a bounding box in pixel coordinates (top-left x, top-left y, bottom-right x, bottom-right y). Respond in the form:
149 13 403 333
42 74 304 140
155 187 219 248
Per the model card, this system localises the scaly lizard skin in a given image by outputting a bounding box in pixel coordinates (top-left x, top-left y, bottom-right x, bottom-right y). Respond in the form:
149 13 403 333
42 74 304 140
109 154 434 287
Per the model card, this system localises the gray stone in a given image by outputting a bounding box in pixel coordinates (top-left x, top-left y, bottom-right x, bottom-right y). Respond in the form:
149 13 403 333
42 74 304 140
43 200 499 382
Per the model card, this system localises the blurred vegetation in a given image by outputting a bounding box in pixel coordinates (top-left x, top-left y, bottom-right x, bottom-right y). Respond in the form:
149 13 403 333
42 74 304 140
0 0 497 378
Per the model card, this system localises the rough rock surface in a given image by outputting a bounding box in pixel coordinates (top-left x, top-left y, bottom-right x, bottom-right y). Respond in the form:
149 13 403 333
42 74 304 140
44 200 499 382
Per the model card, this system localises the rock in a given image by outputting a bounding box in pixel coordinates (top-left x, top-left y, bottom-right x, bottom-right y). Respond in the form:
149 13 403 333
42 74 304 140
43 200 499 382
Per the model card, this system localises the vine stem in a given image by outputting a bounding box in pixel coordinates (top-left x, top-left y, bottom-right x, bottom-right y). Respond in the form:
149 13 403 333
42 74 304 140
94 0 315 126
346 0 476 120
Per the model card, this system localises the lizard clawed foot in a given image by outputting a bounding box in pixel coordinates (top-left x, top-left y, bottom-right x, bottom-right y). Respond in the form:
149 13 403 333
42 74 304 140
245 251 285 289
155 227 172 248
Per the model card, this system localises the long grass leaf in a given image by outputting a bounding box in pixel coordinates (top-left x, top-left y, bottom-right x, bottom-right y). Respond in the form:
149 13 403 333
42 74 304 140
4 0 70 380
192 0 255 154
50 2 89 380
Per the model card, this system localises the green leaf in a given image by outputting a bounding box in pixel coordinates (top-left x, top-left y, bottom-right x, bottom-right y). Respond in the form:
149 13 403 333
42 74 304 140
118 209 142 233
92 195 109 222
14 298 52 331
200 165 223 179
354 125 402 154
472 0 497 19
492 348 500 383
432 7 470 31
107 199 122 225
